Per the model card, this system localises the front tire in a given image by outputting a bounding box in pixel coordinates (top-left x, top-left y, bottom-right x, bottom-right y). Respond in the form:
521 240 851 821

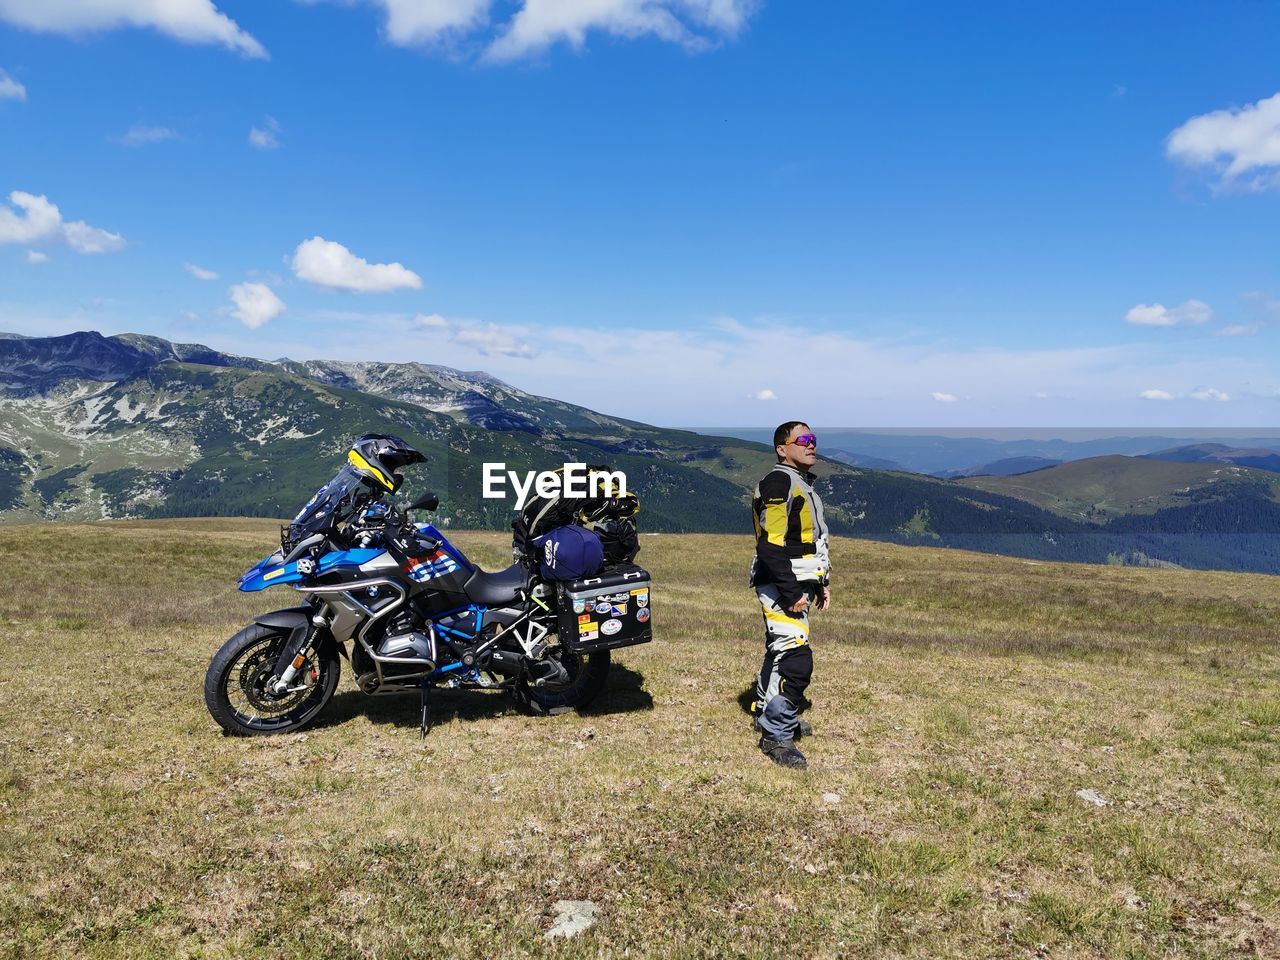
204 624 340 736
513 647 611 715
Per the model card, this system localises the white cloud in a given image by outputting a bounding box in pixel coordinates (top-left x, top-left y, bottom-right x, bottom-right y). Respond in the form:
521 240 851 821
0 190 125 254
931 391 959 403
453 324 536 358
249 116 281 150
229 282 285 329
298 0 755 58
1139 386 1230 402
63 220 127 254
118 124 178 146
487 0 756 61
753 388 776 401
292 236 423 293
1217 323 1260 337
1189 387 1230 402
184 262 219 280
0 68 25 101
412 312 535 358
1167 91 1280 191
0 0 266 58
25 250 47 264
377 0 490 45
1124 299 1212 327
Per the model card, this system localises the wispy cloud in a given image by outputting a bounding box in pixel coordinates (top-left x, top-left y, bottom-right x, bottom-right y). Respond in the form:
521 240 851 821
117 124 179 146
1124 299 1212 327
24 250 47 264
0 190 125 254
184 262 219 281
189 311 1271 426
292 237 422 293
0 0 266 59
1188 386 1230 402
931 392 959 403
0 68 25 101
753 388 777 401
1139 386 1230 402
1167 90 1280 192
249 116 281 150
412 312 536 358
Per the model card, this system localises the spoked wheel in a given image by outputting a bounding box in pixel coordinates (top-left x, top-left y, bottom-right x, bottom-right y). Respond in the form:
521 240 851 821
204 624 340 736
513 646 610 715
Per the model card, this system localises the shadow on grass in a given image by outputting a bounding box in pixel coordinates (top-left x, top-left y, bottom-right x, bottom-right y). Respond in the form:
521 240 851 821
316 663 653 731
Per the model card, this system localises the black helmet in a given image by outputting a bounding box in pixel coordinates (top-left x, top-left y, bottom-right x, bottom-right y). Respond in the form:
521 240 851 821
347 433 425 492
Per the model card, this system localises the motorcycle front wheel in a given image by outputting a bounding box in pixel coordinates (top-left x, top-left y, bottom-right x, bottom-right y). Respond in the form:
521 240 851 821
513 647 610 715
204 623 340 736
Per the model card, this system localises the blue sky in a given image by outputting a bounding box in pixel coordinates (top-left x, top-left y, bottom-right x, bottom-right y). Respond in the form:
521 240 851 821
1 0 1278 427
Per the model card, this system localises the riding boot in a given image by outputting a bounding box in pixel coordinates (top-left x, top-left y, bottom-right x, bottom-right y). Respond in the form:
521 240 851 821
759 736 807 769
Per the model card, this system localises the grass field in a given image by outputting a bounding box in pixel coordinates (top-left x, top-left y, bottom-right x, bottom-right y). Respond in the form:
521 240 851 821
2 520 1279 958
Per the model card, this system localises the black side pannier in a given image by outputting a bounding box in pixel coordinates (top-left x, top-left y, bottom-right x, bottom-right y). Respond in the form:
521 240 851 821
556 563 652 653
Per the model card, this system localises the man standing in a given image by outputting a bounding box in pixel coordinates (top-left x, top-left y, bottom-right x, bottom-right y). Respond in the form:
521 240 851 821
749 421 831 769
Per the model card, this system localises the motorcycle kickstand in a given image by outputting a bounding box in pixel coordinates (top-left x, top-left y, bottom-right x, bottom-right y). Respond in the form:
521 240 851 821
419 682 431 739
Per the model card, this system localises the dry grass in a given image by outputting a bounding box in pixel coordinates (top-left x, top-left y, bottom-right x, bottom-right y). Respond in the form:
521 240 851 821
1 520 1278 958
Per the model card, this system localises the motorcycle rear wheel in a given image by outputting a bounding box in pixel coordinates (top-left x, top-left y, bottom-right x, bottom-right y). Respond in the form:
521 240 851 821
204 624 340 736
513 647 610 715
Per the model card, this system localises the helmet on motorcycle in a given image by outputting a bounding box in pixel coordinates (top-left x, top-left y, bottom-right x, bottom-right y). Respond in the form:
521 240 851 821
347 434 425 492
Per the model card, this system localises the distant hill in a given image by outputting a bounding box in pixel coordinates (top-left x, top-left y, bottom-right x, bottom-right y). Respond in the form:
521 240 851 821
958 456 1280 572
947 456 1062 478
958 455 1280 520
821 448 905 471
1143 443 1280 474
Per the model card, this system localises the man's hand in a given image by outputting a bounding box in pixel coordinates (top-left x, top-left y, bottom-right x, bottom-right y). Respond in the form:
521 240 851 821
788 595 810 614
819 586 831 611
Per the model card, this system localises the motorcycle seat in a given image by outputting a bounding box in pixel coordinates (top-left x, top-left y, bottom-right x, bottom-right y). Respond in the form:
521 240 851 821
463 562 528 606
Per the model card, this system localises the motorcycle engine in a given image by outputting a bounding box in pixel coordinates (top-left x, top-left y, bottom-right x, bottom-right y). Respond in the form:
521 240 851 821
377 630 437 673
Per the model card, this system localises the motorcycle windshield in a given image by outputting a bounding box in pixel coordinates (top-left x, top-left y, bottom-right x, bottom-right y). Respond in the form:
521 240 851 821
288 465 373 539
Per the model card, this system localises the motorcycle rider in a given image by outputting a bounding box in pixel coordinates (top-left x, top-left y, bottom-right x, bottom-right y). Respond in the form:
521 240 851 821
749 421 831 770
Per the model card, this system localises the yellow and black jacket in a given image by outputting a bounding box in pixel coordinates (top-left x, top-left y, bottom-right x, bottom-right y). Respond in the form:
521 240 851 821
749 463 831 607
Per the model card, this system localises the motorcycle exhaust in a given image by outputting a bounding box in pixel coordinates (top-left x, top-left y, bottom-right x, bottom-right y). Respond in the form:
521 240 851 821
484 649 525 677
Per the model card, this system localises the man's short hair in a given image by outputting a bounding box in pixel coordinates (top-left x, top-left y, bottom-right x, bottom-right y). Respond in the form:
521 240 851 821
773 420 809 450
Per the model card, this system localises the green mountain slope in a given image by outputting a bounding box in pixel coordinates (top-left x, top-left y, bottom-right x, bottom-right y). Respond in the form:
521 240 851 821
959 456 1280 520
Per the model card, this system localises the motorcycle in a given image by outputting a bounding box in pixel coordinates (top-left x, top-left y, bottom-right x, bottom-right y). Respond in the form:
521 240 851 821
203 455 652 736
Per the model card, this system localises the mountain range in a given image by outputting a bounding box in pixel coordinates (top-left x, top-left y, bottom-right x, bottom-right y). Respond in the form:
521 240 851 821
3 330 1279 574
704 427 1280 477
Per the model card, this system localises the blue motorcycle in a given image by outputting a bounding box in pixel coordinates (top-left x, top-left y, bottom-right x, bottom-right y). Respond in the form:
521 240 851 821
203 437 652 736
